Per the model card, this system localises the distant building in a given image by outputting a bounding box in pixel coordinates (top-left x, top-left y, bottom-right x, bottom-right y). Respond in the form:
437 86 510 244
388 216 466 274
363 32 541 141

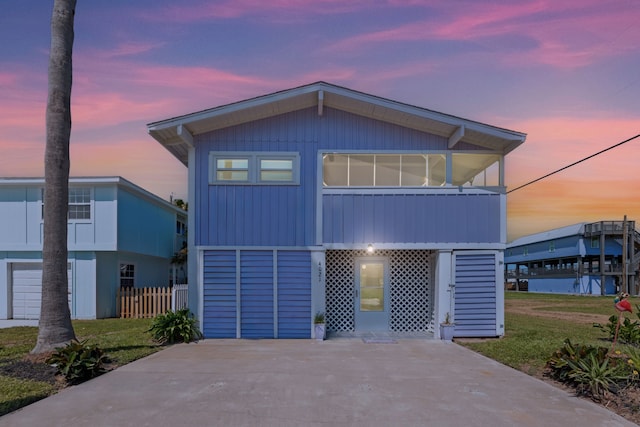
505 221 640 295
0 177 187 320
148 81 527 339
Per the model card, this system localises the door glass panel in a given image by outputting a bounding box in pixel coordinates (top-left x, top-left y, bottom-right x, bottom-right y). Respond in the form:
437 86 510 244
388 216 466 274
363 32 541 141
360 263 384 311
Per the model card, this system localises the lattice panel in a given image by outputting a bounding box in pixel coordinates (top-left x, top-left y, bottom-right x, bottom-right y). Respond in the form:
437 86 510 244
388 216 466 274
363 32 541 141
325 250 355 332
389 250 431 332
325 250 432 333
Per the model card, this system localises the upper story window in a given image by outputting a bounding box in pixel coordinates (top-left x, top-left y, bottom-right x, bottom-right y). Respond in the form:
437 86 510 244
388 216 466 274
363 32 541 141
451 153 501 187
41 187 92 220
260 159 294 182
323 154 446 187
68 188 91 219
216 158 249 182
322 152 503 187
210 152 299 185
176 219 186 235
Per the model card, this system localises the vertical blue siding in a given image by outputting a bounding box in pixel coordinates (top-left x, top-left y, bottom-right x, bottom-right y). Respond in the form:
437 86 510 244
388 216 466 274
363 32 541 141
117 187 177 257
323 193 501 244
277 251 312 338
202 249 313 339
240 251 274 338
194 106 489 247
203 250 237 338
454 253 497 337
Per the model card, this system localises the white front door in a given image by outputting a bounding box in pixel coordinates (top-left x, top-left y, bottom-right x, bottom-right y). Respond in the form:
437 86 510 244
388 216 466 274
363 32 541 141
354 257 390 332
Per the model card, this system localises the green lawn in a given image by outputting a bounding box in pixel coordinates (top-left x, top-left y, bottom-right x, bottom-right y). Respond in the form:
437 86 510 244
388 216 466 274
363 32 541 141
459 292 636 376
0 318 160 416
0 292 634 417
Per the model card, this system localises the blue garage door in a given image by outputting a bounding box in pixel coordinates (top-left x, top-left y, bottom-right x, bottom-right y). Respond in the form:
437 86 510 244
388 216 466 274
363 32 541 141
202 249 312 339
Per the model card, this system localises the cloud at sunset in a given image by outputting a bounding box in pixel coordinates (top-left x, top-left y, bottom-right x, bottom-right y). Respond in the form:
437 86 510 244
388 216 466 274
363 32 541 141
141 0 375 22
325 0 639 70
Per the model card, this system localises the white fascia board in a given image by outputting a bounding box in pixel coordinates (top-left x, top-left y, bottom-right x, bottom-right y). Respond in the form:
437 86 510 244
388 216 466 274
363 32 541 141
0 177 122 186
323 243 506 250
147 83 323 132
324 84 526 142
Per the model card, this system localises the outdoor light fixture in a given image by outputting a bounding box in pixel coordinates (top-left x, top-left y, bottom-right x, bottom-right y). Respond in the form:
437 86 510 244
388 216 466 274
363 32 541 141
367 244 374 254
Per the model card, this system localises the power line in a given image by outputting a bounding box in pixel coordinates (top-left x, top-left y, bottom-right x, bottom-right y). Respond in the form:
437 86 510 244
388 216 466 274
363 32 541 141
507 133 640 194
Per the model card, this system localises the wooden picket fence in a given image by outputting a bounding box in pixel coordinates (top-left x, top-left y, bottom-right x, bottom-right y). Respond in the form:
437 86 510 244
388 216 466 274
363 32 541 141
117 285 187 319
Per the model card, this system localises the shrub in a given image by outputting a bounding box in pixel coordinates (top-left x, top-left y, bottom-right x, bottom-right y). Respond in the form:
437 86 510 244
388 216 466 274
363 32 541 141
47 340 109 384
593 313 640 345
547 339 607 383
148 308 203 344
566 353 629 398
547 339 631 399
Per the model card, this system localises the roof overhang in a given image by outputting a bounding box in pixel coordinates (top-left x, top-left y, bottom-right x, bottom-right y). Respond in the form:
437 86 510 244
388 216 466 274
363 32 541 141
147 81 527 166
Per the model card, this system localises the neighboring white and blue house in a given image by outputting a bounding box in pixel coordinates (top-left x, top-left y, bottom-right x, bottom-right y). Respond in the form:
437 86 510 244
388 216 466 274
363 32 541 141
0 177 187 320
147 82 527 339
505 220 640 295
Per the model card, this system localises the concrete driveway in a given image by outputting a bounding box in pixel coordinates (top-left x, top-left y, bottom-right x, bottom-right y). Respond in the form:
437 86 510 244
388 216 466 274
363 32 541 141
1 339 635 427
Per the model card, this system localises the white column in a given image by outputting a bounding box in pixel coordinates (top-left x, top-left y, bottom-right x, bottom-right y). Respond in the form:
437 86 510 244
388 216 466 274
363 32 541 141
496 251 505 336
311 250 326 338
434 250 453 338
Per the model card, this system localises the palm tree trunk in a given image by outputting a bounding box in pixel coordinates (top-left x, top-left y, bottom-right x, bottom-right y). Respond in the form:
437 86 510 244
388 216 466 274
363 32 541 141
32 0 77 354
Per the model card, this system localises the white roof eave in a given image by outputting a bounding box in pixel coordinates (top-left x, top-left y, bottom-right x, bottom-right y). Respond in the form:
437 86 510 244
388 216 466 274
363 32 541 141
147 82 527 165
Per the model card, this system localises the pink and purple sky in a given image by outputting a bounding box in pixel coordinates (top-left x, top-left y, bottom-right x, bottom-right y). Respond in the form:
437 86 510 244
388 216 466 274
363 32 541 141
1 0 639 240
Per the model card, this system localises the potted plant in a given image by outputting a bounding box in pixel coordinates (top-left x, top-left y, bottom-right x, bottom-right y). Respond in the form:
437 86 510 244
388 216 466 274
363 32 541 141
314 312 326 341
439 312 455 341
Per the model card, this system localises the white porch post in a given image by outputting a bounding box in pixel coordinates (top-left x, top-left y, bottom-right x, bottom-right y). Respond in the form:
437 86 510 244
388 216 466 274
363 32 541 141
496 251 505 336
186 146 200 323
434 250 453 339
311 250 326 338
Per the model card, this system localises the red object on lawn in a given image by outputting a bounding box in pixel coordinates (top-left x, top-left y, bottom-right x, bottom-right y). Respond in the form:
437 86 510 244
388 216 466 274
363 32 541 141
611 293 633 353
615 298 633 313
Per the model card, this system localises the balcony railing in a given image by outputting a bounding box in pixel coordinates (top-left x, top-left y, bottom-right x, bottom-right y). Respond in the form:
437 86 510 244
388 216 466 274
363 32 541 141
584 220 636 236
506 264 626 278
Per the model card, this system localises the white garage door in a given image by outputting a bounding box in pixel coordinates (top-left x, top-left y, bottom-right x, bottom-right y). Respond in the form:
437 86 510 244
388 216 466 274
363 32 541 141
11 263 72 320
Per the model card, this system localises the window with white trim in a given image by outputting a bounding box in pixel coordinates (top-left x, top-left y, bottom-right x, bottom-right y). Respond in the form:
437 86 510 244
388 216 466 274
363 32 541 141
322 152 503 188
68 187 91 219
176 219 186 235
322 153 446 187
210 152 299 185
260 158 294 182
119 263 135 288
216 158 249 182
41 187 92 220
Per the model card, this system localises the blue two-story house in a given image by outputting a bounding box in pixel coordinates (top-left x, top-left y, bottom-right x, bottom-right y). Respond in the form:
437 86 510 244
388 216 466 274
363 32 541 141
148 82 527 339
